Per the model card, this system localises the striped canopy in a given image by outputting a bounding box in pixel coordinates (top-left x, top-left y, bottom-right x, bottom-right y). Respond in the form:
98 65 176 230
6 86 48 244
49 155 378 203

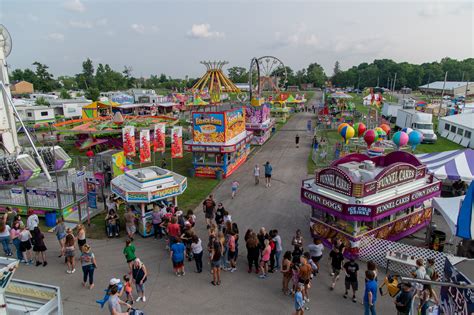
416 149 474 182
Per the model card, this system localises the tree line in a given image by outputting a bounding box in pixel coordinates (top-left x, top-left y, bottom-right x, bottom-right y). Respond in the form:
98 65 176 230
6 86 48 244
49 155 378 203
9 57 473 100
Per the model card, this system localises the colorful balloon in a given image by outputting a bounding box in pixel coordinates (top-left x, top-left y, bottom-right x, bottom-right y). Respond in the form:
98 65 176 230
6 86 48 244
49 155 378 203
380 124 391 135
340 125 355 144
392 131 409 149
408 130 424 150
338 123 349 134
354 122 367 137
364 129 376 148
401 127 413 134
376 129 387 141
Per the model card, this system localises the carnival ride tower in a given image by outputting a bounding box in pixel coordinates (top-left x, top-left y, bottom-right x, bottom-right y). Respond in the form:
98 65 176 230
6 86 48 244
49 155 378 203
192 61 240 104
0 25 20 154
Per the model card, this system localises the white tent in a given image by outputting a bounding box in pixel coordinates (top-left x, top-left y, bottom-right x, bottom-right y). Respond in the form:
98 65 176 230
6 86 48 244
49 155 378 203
432 196 464 235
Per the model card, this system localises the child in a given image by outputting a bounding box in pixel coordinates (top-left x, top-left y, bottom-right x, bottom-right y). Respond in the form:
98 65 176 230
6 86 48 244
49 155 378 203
123 275 133 305
231 181 239 199
291 264 300 294
294 284 305 315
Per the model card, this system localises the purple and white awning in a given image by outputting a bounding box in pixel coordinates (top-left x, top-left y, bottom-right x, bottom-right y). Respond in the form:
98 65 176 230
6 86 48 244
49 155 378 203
416 149 474 182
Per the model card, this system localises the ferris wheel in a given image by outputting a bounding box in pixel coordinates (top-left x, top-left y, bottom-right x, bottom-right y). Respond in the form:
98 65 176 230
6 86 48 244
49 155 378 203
257 56 287 94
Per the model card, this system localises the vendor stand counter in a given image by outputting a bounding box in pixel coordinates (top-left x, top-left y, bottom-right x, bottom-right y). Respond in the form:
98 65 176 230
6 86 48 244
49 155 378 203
111 166 187 237
185 108 253 178
270 102 290 123
301 151 441 258
245 104 275 145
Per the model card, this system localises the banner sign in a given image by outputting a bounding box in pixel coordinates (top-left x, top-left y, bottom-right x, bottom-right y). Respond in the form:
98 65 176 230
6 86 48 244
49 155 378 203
153 123 166 153
123 126 136 158
139 129 151 163
112 151 126 177
171 127 183 158
440 258 474 315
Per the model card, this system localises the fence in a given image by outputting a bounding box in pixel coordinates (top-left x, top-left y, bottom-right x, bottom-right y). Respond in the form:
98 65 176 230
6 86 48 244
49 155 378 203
358 235 465 280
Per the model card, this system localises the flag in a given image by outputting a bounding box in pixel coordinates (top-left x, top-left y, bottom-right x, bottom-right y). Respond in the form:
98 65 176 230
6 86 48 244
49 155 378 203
153 123 166 153
457 181 474 239
123 126 136 158
139 129 151 163
171 126 183 159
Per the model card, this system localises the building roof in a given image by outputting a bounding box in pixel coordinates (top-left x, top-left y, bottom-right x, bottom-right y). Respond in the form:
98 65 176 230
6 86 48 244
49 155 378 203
419 81 473 90
440 113 474 128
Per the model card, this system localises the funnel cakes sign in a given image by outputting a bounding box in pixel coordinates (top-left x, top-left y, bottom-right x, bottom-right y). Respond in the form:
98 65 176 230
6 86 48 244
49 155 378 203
316 167 353 196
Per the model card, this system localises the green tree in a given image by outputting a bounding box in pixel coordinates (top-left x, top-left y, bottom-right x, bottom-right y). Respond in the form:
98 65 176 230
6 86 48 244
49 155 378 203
84 87 100 101
306 63 327 87
32 61 56 92
333 61 341 77
76 58 95 90
227 66 248 83
60 88 71 99
58 76 77 90
35 96 49 105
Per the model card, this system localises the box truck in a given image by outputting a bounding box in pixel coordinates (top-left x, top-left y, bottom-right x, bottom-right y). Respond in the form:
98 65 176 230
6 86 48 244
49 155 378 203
395 109 437 143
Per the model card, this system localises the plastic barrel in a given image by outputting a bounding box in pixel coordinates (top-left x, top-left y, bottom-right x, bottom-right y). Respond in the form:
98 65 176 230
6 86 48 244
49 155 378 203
215 170 223 180
45 212 57 228
188 168 196 178
430 230 446 252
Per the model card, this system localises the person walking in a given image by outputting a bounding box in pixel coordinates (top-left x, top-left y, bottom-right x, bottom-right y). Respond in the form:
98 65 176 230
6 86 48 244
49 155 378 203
170 237 186 276
281 251 292 295
32 226 47 267
124 207 136 241
307 238 324 272
108 284 131 315
343 258 359 303
395 282 415 315
215 203 225 231
253 164 260 185
273 230 282 271
0 214 12 256
203 195 216 229
53 217 67 257
363 270 377 315
76 224 87 250
132 258 148 302
64 233 76 274
10 220 24 262
210 235 222 286
80 244 97 289
231 180 239 199
264 161 273 188
329 246 344 290
123 239 136 274
246 232 260 274
19 223 33 264
295 134 300 148
191 235 203 273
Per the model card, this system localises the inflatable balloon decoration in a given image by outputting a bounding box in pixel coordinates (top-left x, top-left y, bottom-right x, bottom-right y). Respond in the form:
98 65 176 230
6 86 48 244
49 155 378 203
353 122 367 137
340 125 355 144
376 129 387 141
408 130 424 151
401 127 413 134
337 123 349 134
364 129 376 148
392 131 409 150
380 124 391 136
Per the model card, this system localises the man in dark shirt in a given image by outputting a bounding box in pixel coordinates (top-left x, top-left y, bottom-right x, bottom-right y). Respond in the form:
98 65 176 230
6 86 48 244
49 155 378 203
395 282 415 315
343 258 359 302
203 195 216 229
329 247 344 290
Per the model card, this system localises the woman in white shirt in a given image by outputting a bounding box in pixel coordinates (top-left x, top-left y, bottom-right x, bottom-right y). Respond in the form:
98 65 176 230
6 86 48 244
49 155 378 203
0 215 12 256
191 235 203 273
26 209 39 231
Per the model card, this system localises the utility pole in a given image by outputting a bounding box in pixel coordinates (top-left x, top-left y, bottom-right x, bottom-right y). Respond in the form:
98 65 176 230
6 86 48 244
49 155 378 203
392 73 397 92
437 71 448 119
464 77 470 109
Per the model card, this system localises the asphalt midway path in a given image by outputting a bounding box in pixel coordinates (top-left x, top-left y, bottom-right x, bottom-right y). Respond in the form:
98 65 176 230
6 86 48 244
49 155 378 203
14 94 396 314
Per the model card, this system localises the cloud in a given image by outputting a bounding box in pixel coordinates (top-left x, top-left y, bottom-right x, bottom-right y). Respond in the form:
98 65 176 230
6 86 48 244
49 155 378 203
151 25 159 32
187 24 224 39
69 20 93 29
96 18 108 26
27 14 39 22
418 1 472 17
46 33 65 41
63 0 85 12
105 30 115 37
131 24 146 34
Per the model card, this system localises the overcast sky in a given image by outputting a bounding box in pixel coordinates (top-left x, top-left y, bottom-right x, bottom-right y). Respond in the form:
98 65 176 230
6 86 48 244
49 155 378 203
1 0 473 78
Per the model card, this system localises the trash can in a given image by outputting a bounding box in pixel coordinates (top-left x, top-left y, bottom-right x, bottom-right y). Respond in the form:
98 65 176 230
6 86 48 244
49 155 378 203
45 212 57 228
430 230 446 252
271 127 276 134
215 170 223 180
188 168 196 177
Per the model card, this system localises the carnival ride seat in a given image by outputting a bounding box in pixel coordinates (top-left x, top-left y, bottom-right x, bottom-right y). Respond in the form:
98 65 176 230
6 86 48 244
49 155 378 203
0 157 21 182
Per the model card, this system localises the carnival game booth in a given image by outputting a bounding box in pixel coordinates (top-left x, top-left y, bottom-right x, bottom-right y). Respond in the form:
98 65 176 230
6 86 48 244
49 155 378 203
81 100 121 119
184 108 253 178
270 100 290 123
301 151 441 258
245 103 275 145
111 166 187 237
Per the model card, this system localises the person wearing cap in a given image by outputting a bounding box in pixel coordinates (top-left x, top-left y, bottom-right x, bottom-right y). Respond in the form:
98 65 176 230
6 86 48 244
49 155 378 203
108 284 130 315
80 244 97 289
395 282 415 315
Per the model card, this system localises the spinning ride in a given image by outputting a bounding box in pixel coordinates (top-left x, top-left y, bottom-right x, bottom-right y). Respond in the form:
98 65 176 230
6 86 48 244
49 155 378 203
191 61 240 105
